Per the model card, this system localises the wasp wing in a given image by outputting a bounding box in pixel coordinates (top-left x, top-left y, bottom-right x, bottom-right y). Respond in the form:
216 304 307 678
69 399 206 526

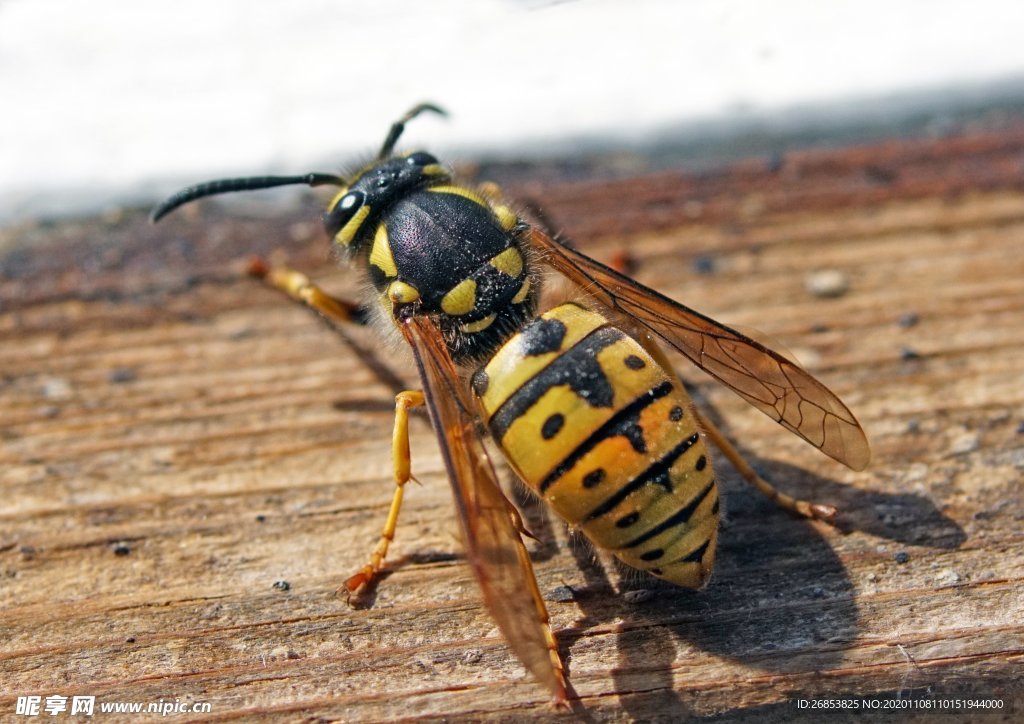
528 228 870 471
400 315 566 701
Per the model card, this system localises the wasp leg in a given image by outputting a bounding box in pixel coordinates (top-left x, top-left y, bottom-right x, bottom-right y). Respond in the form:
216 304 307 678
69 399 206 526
343 389 426 596
247 257 368 326
692 408 837 522
505 497 540 542
248 258 419 590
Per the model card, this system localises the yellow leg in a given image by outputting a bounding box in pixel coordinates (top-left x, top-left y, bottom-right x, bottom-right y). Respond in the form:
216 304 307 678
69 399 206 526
248 258 421 590
247 257 365 325
343 390 425 595
693 408 837 521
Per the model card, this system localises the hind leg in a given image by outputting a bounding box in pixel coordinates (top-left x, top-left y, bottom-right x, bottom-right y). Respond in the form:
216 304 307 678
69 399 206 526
691 409 837 521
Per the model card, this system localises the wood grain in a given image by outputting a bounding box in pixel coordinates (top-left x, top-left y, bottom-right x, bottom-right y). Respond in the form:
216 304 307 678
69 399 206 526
2 129 1023 721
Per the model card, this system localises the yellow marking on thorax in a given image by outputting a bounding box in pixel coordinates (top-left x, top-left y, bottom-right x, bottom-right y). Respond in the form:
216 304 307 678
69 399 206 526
369 223 398 277
427 184 488 206
490 247 524 278
492 204 518 230
460 313 496 333
430 183 516 228
511 277 532 304
441 278 478 316
334 205 371 247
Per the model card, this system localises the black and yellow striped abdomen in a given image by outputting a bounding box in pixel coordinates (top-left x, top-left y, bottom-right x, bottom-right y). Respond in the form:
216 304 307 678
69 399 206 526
472 303 719 588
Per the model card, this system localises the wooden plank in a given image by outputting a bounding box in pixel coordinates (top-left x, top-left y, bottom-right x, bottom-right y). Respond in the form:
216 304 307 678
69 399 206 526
2 128 1023 721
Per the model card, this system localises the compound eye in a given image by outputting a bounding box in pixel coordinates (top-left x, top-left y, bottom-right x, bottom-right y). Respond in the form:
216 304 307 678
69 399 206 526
406 151 438 166
322 190 366 240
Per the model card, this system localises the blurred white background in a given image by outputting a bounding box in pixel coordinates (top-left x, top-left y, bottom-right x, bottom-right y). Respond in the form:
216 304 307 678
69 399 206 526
3 0 1024 222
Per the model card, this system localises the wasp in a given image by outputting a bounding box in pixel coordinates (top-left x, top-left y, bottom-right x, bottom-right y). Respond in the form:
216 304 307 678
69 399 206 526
152 104 870 702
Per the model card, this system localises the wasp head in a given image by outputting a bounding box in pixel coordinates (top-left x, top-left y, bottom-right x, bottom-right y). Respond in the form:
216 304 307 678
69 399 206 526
322 152 449 253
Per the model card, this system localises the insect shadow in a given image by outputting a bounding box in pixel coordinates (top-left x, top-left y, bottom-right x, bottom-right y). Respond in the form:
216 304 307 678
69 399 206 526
525 386 962 714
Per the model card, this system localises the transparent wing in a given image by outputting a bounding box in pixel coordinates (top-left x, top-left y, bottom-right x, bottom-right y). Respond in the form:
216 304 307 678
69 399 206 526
400 315 566 701
528 227 870 471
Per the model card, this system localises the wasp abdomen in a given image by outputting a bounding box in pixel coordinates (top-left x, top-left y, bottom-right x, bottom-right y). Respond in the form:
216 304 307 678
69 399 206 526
474 303 720 588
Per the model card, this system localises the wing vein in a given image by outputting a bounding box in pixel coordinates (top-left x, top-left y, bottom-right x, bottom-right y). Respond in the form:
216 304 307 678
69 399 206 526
526 227 870 470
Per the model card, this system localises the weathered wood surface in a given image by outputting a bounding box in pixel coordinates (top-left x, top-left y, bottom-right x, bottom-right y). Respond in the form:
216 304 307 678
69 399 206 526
2 130 1024 722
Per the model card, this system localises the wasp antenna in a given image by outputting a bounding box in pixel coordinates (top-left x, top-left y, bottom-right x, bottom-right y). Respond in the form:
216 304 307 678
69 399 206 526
150 172 345 223
377 103 448 160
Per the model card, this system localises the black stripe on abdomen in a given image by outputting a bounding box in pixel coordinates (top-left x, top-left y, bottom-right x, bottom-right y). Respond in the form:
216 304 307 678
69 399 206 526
621 479 715 549
538 381 674 493
584 431 702 521
488 325 624 441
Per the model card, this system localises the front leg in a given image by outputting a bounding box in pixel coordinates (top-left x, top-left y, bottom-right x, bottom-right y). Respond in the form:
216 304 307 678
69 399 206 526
247 257 368 326
248 258 423 595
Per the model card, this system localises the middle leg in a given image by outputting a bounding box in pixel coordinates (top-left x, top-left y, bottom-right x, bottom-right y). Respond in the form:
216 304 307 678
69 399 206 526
343 389 426 596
